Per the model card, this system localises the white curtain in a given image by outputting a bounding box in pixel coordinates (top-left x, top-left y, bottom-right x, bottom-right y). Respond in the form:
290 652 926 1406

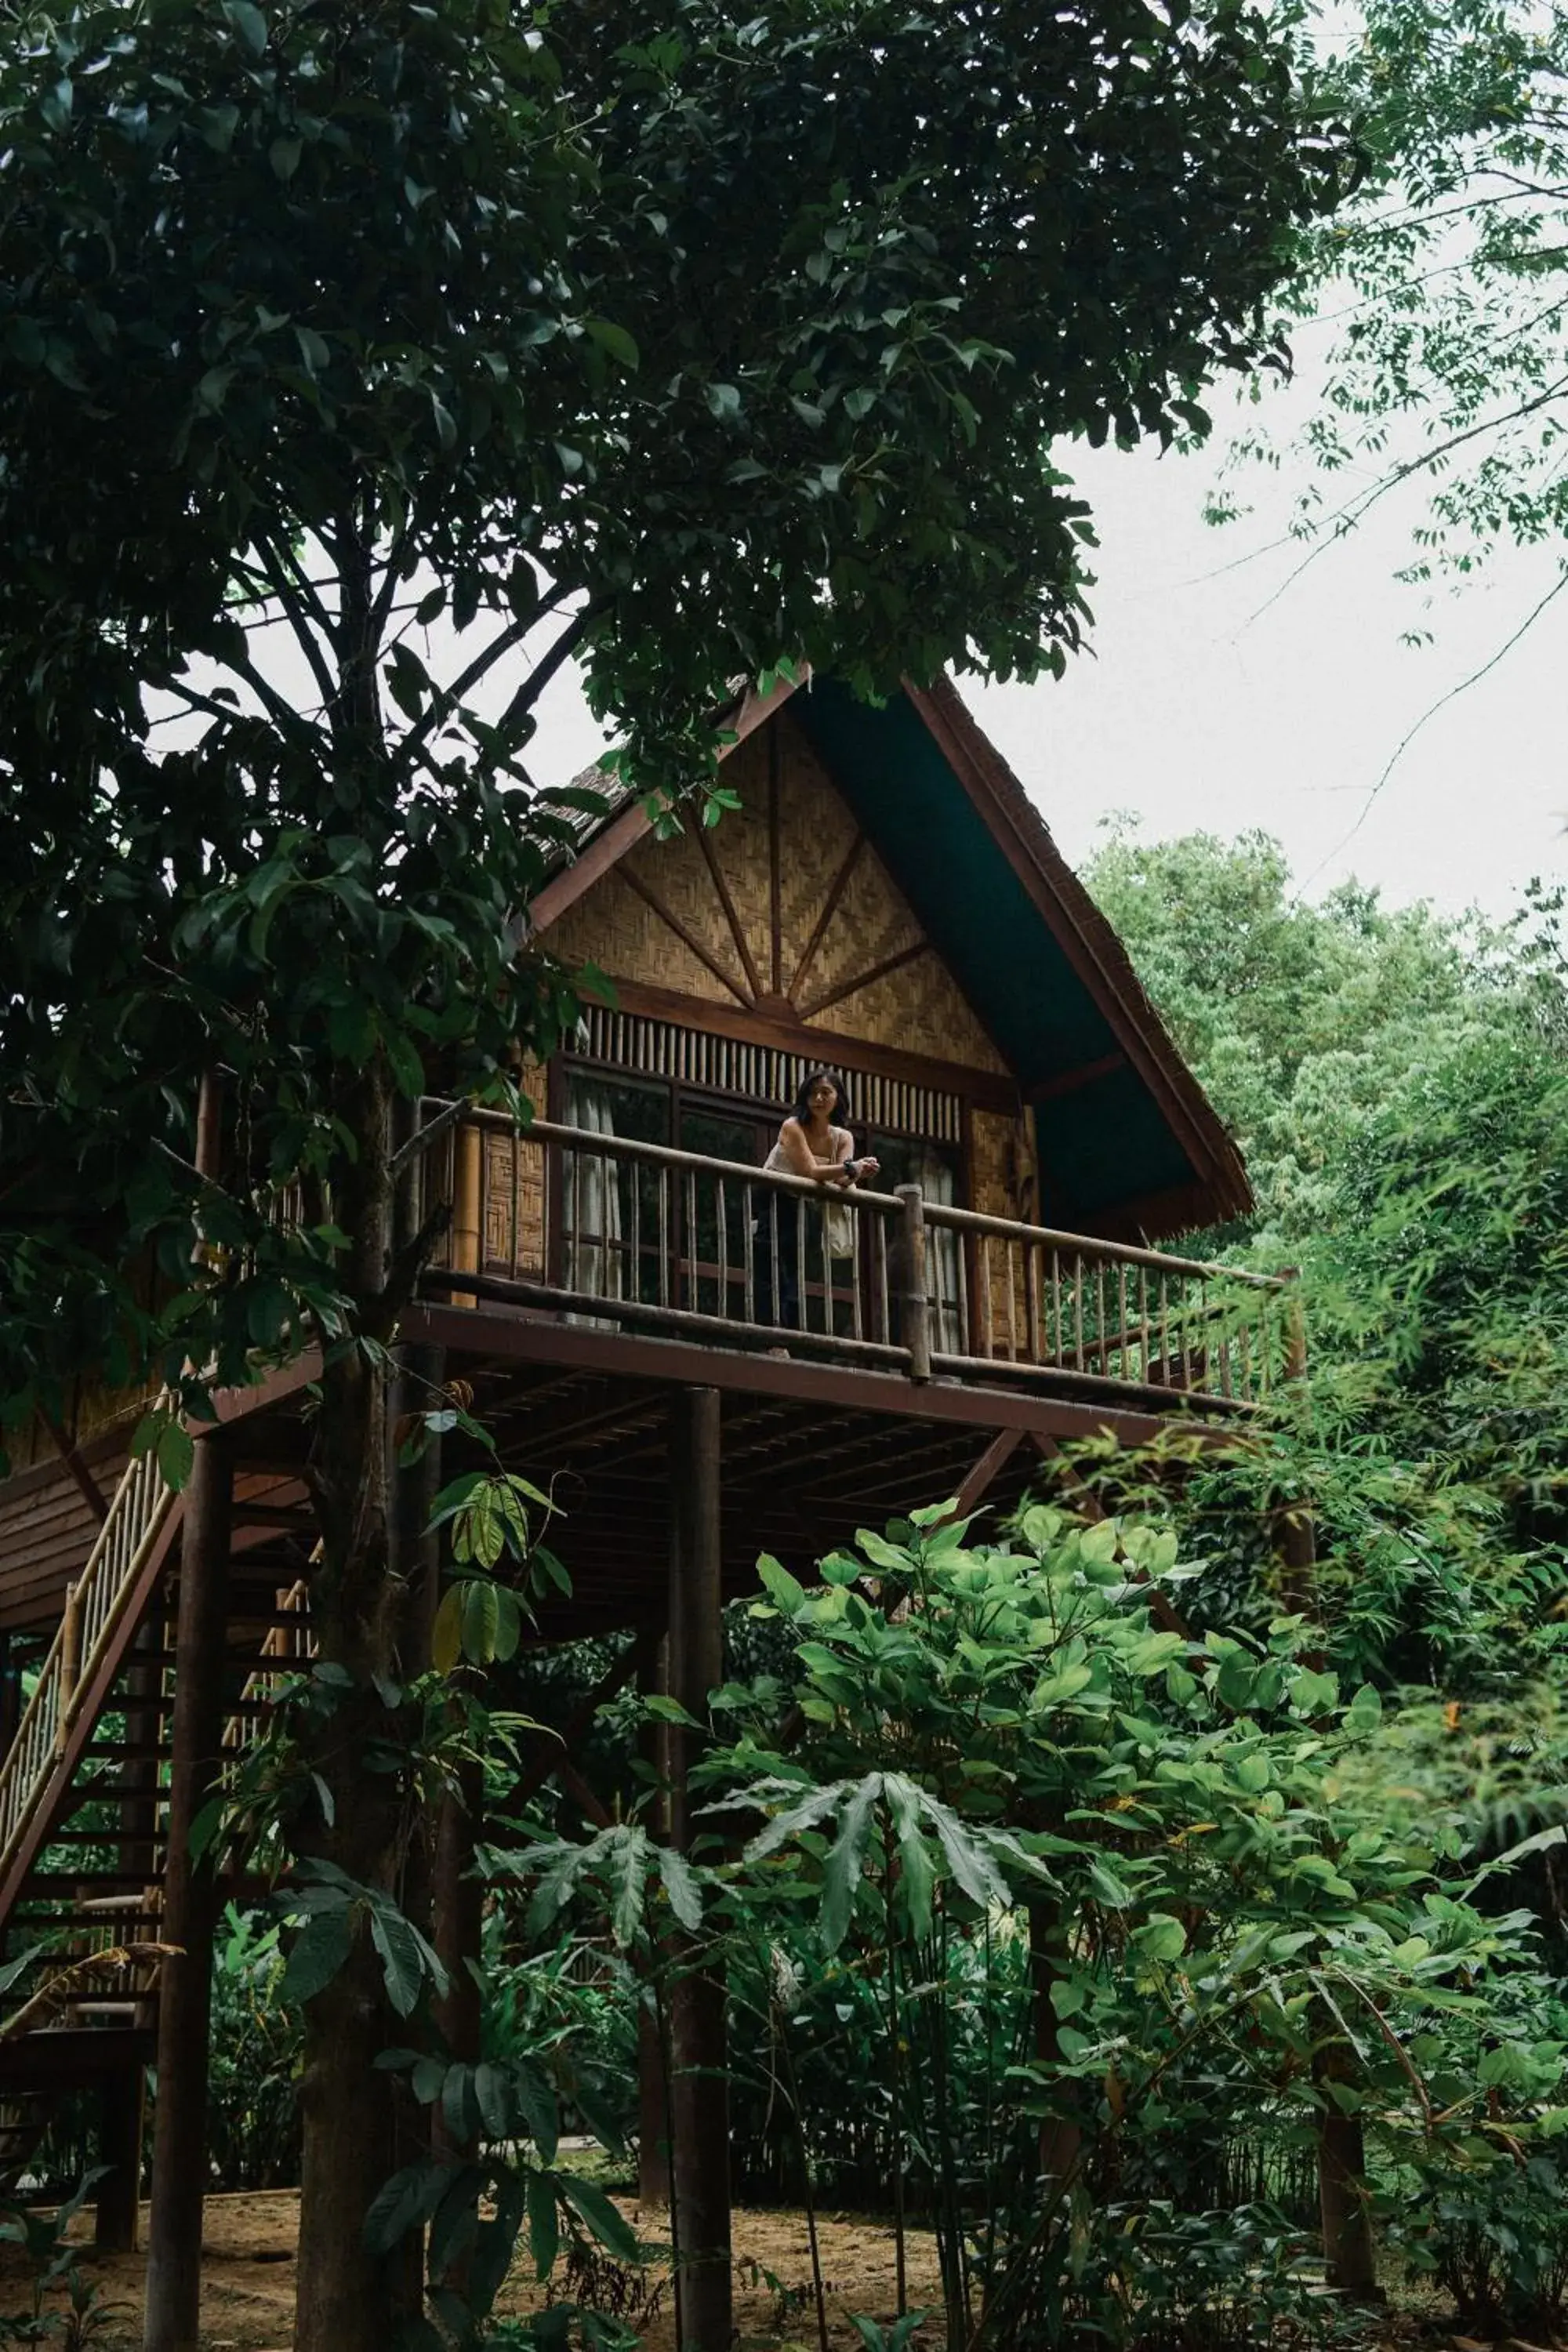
562 1076 623 1320
911 1149 964 1356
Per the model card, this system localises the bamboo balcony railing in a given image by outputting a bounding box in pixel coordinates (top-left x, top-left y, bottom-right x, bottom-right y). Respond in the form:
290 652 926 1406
416 1104 1291 1414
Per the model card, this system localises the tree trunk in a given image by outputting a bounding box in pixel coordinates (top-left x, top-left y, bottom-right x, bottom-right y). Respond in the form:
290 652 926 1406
143 1430 233 2352
1317 2045 1377 2298
293 1068 426 2352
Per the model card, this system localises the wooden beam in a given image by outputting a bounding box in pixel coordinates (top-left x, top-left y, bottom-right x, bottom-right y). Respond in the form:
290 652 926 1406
943 1426 1025 1523
405 1301 1241 1455
787 830 866 1005
617 867 753 1008
796 937 931 1023
696 821 764 1002
600 975 1022 1114
768 721 783 994
38 1412 110 1525
1026 1053 1127 1106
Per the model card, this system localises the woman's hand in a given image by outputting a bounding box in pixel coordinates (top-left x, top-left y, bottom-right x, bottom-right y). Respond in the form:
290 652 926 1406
855 1155 880 1182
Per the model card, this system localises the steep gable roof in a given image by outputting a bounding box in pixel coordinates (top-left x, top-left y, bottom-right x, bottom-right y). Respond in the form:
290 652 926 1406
528 673 1250 1244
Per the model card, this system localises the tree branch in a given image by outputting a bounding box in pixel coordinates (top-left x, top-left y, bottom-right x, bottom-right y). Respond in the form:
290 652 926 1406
252 531 341 712
394 597 602 775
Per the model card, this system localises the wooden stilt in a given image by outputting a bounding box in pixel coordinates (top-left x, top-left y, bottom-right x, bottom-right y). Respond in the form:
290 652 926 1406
634 1624 672 2211
95 2067 145 2253
666 1391 731 2352
143 1428 233 2352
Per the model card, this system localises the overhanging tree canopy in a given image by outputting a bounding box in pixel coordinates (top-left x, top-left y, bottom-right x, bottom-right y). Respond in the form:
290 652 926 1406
0 0 1348 1430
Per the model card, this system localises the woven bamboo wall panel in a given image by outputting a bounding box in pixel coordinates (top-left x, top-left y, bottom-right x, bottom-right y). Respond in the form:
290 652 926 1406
482 1056 548 1275
704 729 781 983
542 708 1010 1081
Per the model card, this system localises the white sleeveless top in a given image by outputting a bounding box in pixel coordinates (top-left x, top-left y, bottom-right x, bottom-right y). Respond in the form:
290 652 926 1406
765 1122 852 1176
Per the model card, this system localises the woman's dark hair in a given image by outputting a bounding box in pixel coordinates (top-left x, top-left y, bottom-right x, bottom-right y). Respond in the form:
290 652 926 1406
791 1066 851 1125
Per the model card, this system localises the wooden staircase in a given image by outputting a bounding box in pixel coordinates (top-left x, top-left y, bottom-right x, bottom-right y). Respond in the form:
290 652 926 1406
0 1430 318 2205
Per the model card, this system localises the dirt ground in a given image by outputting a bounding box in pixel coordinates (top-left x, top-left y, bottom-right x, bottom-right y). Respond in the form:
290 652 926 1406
25 2187 944 2350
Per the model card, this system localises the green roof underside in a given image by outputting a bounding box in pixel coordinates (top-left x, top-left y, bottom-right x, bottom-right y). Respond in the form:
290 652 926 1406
794 681 1199 1232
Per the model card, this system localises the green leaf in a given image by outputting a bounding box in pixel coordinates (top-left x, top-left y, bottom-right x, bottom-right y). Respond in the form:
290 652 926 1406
526 2171 560 2279
559 2173 640 2264
222 1 269 56
154 1420 195 1492
369 1904 430 2016
279 1906 354 2006
1133 1913 1187 1962
821 1773 880 1952
757 1554 805 1615
585 319 640 369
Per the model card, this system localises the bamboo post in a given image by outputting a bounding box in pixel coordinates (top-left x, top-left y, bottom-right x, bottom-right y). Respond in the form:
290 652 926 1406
55 1582 82 1756
451 1123 483 1310
666 1391 731 2352
895 1185 931 1381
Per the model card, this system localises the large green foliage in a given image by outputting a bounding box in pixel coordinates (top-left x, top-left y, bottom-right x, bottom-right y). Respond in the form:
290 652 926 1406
0 0 1346 1433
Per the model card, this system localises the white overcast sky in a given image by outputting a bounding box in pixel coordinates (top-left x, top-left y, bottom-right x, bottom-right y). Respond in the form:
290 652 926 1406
529 376 1566 924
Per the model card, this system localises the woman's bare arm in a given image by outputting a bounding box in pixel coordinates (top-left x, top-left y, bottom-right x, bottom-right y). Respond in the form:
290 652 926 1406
775 1117 852 1184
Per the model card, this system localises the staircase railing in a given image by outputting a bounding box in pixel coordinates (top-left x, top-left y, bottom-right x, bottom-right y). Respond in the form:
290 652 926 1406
0 1429 178 1886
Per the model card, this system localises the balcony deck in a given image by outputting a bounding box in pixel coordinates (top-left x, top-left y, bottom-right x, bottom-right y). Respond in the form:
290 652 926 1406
394 1108 1290 1626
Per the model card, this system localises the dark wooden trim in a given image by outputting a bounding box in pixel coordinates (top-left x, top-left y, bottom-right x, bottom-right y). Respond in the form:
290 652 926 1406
403 1302 1240 1453
796 938 931 1024
38 1413 110 1525
1027 1053 1127 1105
787 830 866 1005
602 976 1021 1114
902 673 1241 1204
528 801 655 935
618 868 753 1008
946 1426 1025 1520
768 722 783 994
695 823 764 1001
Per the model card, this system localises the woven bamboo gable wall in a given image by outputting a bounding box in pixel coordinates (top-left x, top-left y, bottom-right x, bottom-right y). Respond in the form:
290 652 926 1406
546 713 1008 1077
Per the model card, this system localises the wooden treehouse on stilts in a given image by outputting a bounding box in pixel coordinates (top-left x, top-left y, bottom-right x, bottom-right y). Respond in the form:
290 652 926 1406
0 673 1311 2346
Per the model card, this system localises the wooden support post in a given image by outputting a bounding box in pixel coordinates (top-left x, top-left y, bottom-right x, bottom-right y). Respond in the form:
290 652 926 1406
895 1185 931 1381
634 1624 672 2211
666 1391 731 2352
95 2067 145 2253
143 1428 233 2352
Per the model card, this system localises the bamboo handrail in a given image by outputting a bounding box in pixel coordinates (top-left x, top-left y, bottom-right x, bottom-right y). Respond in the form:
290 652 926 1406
0 1420 178 1886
